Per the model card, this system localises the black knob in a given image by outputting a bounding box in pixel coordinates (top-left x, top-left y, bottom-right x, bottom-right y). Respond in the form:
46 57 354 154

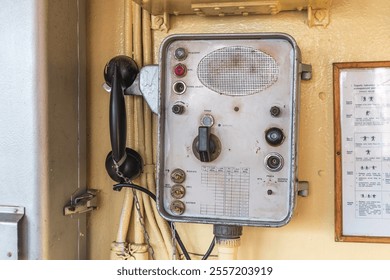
172 104 185 115
270 106 281 117
265 127 284 146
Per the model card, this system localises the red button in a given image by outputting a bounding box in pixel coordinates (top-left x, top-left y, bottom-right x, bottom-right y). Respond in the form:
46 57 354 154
174 64 187 77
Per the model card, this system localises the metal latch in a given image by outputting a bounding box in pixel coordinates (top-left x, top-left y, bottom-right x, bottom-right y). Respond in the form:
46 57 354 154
300 63 312 80
298 181 309 197
63 189 99 216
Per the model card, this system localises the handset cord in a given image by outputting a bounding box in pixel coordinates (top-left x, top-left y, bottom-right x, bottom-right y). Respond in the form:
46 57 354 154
114 183 215 260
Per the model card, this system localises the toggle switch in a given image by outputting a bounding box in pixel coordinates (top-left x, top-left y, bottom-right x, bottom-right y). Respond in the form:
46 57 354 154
171 168 186 183
171 184 186 199
170 200 185 215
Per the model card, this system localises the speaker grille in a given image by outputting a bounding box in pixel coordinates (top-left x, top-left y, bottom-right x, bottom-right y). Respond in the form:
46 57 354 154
197 46 279 96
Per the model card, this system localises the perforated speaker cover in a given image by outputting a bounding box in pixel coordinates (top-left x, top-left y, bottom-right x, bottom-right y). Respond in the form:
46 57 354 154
197 46 279 96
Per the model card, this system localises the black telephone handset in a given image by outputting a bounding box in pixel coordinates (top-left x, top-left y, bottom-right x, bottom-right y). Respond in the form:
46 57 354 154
104 56 143 182
102 56 196 260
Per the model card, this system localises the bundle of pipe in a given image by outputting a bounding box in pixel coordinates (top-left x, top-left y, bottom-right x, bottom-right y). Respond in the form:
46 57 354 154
110 1 172 260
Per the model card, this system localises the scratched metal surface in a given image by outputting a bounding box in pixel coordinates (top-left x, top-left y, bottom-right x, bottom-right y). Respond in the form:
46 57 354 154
0 0 86 259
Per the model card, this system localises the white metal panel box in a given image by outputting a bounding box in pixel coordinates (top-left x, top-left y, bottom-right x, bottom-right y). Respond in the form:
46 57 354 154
157 33 304 227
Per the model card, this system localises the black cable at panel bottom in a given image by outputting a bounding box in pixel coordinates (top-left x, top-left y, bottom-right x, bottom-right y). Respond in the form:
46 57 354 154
201 236 216 260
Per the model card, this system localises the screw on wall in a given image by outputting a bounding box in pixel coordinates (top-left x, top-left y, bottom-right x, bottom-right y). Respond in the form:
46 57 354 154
308 6 331 27
151 13 170 32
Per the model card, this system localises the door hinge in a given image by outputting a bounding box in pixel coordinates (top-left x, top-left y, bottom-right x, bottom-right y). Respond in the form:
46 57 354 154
63 189 99 216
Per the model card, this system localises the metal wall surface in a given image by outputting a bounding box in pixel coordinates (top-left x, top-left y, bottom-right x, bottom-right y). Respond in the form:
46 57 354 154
0 0 86 259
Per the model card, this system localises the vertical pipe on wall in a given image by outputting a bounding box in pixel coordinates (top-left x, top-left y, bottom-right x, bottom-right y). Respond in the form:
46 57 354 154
125 0 135 149
113 0 134 249
131 1 148 260
124 0 133 67
141 8 172 259
112 1 173 260
115 195 133 244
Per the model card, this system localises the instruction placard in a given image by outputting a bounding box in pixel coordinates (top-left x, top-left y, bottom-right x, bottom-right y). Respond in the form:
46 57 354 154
337 63 390 239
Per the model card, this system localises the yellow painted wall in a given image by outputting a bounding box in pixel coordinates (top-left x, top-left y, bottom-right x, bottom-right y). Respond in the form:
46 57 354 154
87 0 390 259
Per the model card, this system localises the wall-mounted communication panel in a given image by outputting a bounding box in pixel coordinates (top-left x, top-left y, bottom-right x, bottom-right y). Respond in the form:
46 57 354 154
152 33 310 227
